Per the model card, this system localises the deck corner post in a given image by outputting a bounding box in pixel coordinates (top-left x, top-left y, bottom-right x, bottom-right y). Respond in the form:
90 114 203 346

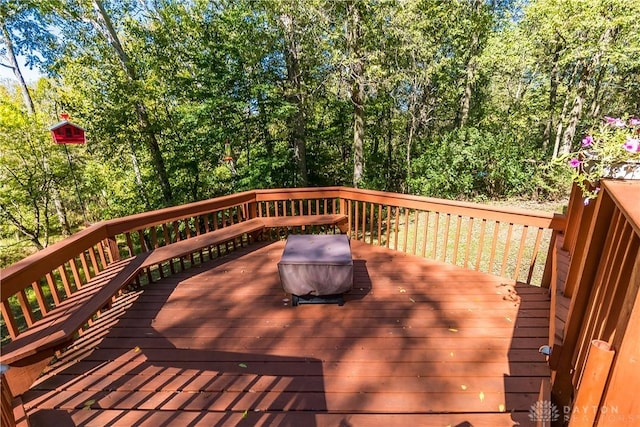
248 202 258 220
541 229 561 289
1 368 16 427
107 236 120 263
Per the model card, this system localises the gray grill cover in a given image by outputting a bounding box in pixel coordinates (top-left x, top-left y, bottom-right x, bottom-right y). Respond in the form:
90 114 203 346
278 234 353 296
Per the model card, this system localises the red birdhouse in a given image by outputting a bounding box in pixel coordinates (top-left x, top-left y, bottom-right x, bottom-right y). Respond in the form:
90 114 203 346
50 113 86 145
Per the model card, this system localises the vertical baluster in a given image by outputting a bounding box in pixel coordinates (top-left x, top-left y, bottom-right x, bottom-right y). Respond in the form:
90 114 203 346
488 221 500 275
421 211 429 257
453 215 462 265
377 205 383 246
68 258 83 291
16 290 35 327
526 228 544 284
431 212 440 259
393 206 400 251
88 246 100 273
464 218 474 269
385 205 391 248
79 250 92 281
402 208 409 253
32 280 50 316
513 225 529 280
0 300 19 339
441 214 451 262
475 219 487 271
46 273 62 306
362 202 367 242
500 223 514 277
97 240 108 267
58 265 73 297
354 201 360 241
370 204 376 244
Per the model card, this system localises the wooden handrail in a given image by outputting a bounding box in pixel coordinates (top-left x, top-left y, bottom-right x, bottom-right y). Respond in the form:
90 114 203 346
1 186 567 342
337 187 565 230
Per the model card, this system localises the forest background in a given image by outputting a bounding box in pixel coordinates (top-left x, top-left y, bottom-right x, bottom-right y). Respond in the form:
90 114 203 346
1 0 639 267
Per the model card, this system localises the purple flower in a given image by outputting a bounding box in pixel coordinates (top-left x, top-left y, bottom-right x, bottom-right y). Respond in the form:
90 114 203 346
583 198 590 206
623 137 640 153
604 116 626 128
581 135 594 147
568 158 581 168
629 118 640 127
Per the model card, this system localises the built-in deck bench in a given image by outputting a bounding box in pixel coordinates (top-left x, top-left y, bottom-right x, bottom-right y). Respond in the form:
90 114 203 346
1 214 347 397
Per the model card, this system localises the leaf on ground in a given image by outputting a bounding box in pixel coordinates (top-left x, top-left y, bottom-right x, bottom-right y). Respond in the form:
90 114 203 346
499 403 505 412
133 346 140 352
448 328 458 333
239 363 248 368
479 391 485 402
242 409 249 419
461 384 467 390
409 297 416 303
83 399 95 409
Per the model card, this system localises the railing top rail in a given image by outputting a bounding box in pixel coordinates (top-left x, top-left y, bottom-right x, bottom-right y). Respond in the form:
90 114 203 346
338 187 566 230
602 180 640 236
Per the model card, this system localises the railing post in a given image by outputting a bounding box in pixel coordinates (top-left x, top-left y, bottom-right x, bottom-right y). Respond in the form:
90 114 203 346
551 189 615 411
568 340 615 427
107 236 120 263
1 366 16 427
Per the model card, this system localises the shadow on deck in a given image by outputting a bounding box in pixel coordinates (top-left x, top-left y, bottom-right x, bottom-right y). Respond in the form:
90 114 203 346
21 240 550 427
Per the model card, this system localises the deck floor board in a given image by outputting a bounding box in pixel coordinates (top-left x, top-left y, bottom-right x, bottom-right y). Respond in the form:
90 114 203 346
23 240 550 426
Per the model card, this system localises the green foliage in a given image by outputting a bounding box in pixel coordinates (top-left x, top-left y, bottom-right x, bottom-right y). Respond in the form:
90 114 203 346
2 0 640 263
410 127 550 200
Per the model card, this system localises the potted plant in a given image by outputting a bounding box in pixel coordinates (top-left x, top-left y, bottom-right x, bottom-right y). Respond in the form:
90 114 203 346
566 115 640 203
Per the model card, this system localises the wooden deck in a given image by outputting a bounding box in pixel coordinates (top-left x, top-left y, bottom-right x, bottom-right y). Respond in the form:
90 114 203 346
20 239 550 426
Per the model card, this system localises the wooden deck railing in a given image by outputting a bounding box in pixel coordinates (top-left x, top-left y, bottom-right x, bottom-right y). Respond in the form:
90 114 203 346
1 187 565 343
551 180 640 425
1 186 567 423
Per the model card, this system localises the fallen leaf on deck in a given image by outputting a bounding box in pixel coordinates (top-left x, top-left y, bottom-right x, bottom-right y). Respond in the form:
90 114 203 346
448 328 458 333
242 409 249 419
409 298 416 303
83 399 95 409
461 385 467 390
499 403 505 412
239 363 248 368
479 391 485 402
133 346 140 352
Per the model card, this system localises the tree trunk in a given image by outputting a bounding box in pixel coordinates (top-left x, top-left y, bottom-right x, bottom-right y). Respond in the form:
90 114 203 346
544 41 562 152
130 144 151 210
0 20 35 115
456 0 482 128
347 1 365 188
280 13 308 187
51 185 71 236
558 27 614 155
457 35 477 128
92 0 173 204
